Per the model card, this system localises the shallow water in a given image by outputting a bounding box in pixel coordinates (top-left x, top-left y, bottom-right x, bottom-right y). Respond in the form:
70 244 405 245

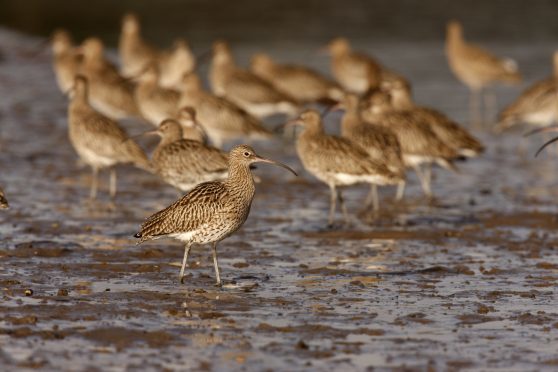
0 28 558 371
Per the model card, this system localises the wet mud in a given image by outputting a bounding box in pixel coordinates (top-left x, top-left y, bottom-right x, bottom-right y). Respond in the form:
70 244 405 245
0 28 557 370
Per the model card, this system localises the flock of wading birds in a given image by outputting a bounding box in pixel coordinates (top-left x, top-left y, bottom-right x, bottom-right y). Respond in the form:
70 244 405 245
3 15 558 286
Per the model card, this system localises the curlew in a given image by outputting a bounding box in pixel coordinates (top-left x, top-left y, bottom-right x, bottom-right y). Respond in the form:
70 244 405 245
335 94 406 211
144 119 229 192
175 107 208 143
178 73 272 148
158 39 196 90
68 75 151 199
288 110 402 226
134 144 296 286
50 29 81 94
361 91 459 199
250 53 344 104
134 64 180 126
324 37 382 95
119 13 158 78
446 20 521 126
209 41 300 119
79 37 140 120
383 78 484 158
498 52 558 132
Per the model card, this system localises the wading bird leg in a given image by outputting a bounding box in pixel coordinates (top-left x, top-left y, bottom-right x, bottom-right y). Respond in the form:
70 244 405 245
337 189 350 224
89 167 99 200
212 242 221 286
109 168 117 199
328 184 338 227
179 243 192 284
395 181 406 202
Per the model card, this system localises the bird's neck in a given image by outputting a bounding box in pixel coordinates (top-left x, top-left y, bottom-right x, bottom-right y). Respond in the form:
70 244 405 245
225 163 256 201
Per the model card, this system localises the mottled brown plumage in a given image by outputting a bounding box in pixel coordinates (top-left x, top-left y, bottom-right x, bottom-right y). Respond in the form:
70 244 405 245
134 64 180 126
446 20 521 124
498 52 558 131
325 38 382 95
209 41 300 119
51 29 81 94
337 94 406 208
135 145 296 285
361 91 459 198
179 73 272 147
148 119 228 192
119 13 158 78
250 53 344 103
80 37 140 120
383 78 484 158
158 39 196 89
289 109 402 226
175 107 208 143
68 75 151 199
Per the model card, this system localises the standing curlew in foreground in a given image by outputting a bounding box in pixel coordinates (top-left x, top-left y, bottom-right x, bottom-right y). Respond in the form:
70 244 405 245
50 29 81 94
361 91 459 199
145 119 229 192
324 38 382 95
446 20 521 126
497 52 558 132
179 73 272 148
209 41 300 119
68 75 151 199
288 110 402 226
0 187 8 209
382 78 484 158
134 145 296 285
250 53 344 104
335 94 406 212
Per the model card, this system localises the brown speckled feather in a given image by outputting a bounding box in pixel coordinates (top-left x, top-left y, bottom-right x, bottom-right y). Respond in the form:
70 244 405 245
69 92 150 171
136 181 231 242
152 138 228 191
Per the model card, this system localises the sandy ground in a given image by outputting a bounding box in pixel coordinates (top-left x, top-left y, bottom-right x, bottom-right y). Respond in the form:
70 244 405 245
0 28 557 371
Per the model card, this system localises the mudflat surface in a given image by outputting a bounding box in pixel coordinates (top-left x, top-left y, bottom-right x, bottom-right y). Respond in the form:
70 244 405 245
0 28 557 371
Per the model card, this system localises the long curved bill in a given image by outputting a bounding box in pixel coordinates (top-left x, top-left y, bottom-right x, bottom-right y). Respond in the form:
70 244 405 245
535 136 558 157
254 155 297 176
123 129 159 143
523 125 558 138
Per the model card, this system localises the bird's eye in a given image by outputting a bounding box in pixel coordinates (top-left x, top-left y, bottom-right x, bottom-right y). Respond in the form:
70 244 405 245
243 152 250 157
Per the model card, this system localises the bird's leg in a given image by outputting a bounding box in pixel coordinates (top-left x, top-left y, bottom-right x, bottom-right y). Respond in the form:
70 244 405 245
413 164 432 199
337 189 350 225
212 242 221 286
483 89 497 124
395 181 406 202
328 185 338 227
365 184 380 214
179 243 192 284
89 167 99 200
469 88 481 128
109 168 117 199
423 164 433 198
